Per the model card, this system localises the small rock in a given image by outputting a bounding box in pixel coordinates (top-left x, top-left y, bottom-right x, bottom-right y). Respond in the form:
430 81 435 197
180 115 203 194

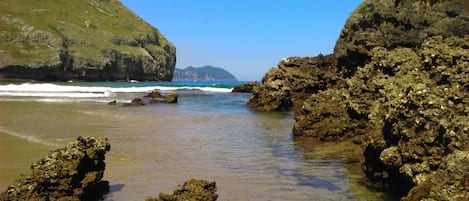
145 179 217 201
145 90 164 98
164 92 178 103
123 97 146 106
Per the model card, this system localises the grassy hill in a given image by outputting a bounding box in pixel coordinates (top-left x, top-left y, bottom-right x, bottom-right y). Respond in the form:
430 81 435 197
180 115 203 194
0 0 176 81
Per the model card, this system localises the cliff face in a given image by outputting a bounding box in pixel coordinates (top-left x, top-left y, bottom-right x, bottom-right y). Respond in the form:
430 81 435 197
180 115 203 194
248 0 469 200
172 66 238 81
0 0 176 81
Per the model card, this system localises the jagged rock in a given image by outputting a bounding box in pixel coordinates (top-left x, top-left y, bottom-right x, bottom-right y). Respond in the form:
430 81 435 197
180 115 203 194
402 151 469 201
0 0 176 81
334 0 469 77
0 136 111 201
247 55 337 111
251 0 469 199
145 179 218 201
122 90 178 106
293 88 373 143
145 90 178 103
231 81 259 93
294 35 469 199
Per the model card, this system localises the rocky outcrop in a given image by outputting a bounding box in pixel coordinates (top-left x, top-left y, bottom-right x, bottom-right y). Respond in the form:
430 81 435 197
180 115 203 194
0 0 176 81
249 0 469 200
172 66 237 81
247 54 337 111
145 179 218 201
118 90 178 106
231 81 259 93
334 0 469 77
0 136 111 201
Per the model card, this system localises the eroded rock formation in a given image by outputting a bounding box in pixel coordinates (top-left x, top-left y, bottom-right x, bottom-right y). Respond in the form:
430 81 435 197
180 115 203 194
145 179 218 201
0 136 111 201
248 0 469 200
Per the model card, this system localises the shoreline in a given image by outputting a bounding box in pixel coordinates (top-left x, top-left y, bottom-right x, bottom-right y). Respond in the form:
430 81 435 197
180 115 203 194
0 131 52 190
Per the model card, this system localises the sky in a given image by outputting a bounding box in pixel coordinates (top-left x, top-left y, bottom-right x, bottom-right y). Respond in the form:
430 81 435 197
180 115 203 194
119 0 363 81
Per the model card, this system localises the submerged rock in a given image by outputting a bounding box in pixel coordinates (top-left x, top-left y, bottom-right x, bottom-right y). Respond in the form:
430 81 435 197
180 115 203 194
123 97 146 107
120 90 178 106
108 100 117 105
0 136 111 201
145 179 218 201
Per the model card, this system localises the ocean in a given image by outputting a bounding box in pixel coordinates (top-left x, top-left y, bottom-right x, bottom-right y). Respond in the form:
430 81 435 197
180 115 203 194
0 81 390 200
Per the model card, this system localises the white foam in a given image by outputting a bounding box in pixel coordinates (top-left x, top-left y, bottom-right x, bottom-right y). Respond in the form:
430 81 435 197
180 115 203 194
0 83 233 99
0 92 109 98
0 128 60 147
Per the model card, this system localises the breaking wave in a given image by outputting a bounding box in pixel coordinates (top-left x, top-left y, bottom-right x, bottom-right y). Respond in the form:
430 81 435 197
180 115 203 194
0 82 235 100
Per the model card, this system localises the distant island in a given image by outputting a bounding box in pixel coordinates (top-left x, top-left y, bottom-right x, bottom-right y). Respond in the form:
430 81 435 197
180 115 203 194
172 66 238 81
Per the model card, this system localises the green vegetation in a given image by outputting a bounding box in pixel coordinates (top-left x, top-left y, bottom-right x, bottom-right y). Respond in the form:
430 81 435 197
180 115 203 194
0 0 174 68
357 1 376 18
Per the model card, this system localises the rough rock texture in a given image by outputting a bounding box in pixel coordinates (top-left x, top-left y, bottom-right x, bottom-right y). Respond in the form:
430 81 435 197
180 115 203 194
120 90 178 106
0 136 111 201
247 54 337 111
232 81 259 93
334 0 469 77
145 179 218 201
0 0 176 81
249 0 469 200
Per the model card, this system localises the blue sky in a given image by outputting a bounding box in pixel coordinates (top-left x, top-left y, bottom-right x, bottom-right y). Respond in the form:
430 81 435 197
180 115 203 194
119 0 363 81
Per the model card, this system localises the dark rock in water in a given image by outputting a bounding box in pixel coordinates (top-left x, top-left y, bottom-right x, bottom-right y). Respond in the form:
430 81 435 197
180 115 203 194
144 90 165 99
108 100 117 105
163 92 178 103
0 0 176 81
145 179 218 201
231 81 259 93
0 136 111 201
121 90 178 106
123 97 146 107
146 90 178 104
294 35 469 200
251 0 469 200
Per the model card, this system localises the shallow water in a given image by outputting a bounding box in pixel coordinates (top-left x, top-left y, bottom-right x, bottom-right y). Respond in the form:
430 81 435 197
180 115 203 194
0 83 392 200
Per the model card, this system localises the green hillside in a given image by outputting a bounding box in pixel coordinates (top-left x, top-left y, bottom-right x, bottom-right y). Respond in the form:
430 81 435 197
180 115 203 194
0 0 176 81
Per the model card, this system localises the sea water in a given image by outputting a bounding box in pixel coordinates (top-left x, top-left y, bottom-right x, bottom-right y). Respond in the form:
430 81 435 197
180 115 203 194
0 81 392 200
